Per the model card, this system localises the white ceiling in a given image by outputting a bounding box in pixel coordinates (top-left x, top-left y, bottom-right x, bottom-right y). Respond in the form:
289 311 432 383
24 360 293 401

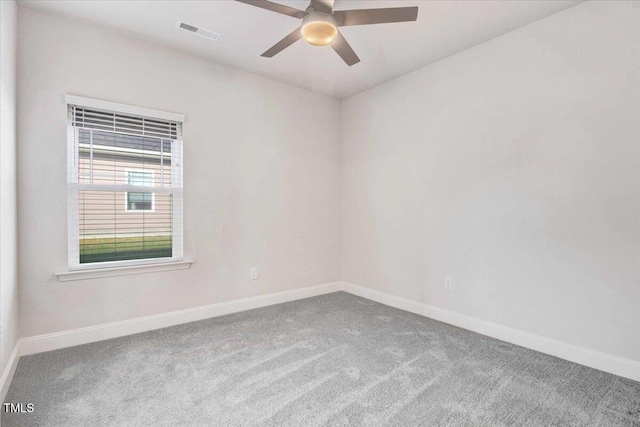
19 0 583 99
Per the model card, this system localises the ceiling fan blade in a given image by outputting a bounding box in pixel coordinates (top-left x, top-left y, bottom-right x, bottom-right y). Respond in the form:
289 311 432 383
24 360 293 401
235 0 306 19
261 27 303 58
331 31 360 66
334 7 419 27
310 0 335 14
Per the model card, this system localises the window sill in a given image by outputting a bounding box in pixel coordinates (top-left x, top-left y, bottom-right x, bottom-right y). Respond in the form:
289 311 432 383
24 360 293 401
55 260 193 282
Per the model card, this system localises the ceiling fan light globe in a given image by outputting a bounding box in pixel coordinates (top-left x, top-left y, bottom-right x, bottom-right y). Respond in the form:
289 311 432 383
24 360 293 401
302 21 337 46
301 12 337 46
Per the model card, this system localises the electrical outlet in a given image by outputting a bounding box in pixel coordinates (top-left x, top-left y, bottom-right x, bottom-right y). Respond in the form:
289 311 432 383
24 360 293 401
444 276 453 290
250 267 258 280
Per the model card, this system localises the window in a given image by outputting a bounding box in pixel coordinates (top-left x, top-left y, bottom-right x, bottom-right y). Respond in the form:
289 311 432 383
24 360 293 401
126 171 154 211
66 96 184 269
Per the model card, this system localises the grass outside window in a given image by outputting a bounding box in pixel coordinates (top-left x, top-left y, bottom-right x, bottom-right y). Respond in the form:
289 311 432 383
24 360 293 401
79 235 172 264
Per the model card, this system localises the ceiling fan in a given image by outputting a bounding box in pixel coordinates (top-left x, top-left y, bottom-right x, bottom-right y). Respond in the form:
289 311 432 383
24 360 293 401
235 0 419 66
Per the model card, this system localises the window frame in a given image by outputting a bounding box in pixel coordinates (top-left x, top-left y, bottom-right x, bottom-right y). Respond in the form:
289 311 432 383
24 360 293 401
65 95 185 272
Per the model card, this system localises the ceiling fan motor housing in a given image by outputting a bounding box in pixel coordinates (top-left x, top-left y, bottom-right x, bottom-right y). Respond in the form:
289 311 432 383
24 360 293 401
301 10 338 46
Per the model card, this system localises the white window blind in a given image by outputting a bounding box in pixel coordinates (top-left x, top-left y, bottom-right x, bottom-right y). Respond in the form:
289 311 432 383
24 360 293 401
67 101 183 270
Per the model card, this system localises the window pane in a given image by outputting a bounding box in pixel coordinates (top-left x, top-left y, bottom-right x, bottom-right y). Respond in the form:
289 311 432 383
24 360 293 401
128 192 152 203
128 171 153 187
127 171 154 211
127 193 153 211
79 190 173 264
78 129 172 188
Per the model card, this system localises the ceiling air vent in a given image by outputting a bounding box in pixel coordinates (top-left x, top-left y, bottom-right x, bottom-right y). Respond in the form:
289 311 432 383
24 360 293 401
176 21 220 41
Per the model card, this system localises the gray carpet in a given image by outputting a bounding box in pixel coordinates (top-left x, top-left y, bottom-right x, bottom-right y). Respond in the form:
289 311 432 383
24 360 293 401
3 292 640 426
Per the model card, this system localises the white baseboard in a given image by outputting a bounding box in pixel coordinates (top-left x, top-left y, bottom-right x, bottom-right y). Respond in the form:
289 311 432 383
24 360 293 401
1 343 21 402
341 282 640 383
20 281 342 356
9 280 640 389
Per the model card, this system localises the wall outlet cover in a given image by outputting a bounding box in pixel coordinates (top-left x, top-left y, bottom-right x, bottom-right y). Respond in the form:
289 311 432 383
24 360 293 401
444 276 453 290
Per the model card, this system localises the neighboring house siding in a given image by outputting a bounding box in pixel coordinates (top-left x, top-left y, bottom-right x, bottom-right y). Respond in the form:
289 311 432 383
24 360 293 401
78 151 173 238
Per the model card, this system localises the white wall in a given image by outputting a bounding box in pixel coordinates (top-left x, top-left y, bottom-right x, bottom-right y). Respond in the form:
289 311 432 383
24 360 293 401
341 1 640 362
14 0 640 369
17 7 341 337
1 0 20 374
